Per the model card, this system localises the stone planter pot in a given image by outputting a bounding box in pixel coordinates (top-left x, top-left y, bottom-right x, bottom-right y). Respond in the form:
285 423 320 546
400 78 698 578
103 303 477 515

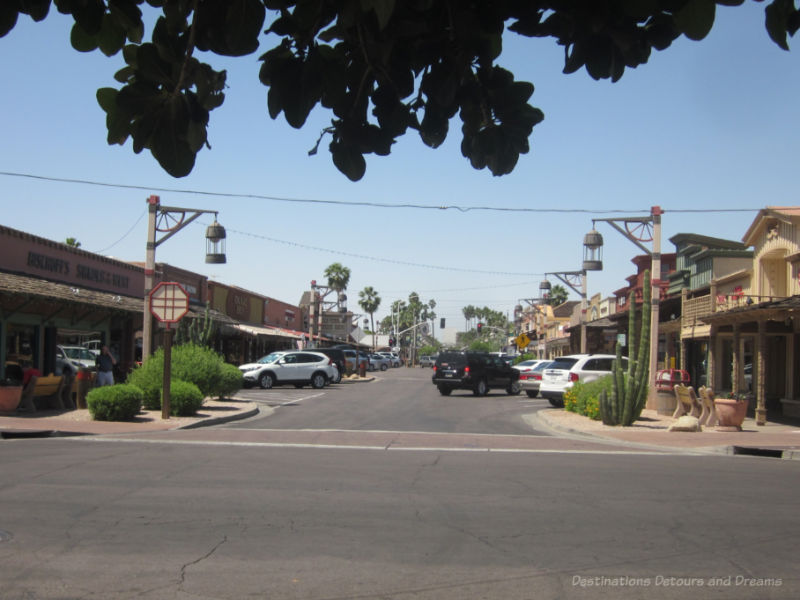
714 398 748 431
0 386 23 411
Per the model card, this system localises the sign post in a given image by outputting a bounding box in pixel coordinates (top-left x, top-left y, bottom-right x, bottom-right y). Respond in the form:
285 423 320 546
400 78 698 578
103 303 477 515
149 282 190 419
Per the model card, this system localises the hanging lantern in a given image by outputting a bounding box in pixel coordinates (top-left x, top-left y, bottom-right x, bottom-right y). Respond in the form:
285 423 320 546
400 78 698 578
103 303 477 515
205 216 227 264
539 279 552 298
582 228 603 271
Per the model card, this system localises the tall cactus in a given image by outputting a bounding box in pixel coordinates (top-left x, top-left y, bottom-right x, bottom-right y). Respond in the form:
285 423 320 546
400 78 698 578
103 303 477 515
175 302 216 347
599 270 652 426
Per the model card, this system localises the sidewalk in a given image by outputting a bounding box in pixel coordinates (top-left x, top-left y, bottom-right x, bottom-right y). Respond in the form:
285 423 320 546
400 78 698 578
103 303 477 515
0 377 376 439
0 398 260 438
535 408 800 459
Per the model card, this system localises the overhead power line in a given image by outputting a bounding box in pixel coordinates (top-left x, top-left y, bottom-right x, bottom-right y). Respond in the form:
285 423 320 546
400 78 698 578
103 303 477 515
0 170 760 215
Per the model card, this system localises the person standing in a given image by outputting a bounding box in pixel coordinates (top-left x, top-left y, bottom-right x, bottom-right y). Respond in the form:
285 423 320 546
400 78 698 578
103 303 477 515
95 346 117 387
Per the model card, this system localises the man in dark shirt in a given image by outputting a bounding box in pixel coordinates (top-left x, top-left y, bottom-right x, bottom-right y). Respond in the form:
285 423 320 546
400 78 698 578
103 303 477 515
95 346 117 386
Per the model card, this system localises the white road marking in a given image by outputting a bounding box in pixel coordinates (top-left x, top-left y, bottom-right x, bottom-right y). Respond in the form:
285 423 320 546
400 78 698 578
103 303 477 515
66 436 691 455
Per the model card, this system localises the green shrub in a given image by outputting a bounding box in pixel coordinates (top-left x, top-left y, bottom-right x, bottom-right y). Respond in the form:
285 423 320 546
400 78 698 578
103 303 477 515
572 375 614 421
166 379 204 416
126 343 225 407
126 363 163 410
215 363 243 399
87 384 143 421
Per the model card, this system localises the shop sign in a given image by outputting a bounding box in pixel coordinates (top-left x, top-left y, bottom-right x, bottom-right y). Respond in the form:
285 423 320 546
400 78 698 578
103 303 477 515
226 291 252 320
26 250 131 290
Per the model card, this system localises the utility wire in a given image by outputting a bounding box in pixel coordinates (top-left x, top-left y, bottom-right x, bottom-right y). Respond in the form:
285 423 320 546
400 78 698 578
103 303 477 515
0 170 761 214
229 225 542 276
92 208 147 254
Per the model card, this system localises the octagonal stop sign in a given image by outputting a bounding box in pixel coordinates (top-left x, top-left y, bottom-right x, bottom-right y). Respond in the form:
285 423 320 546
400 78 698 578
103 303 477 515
149 282 190 324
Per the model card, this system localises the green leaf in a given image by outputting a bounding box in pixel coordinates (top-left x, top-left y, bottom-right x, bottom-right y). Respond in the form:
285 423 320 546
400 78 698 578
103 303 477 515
367 0 395 30
674 0 716 42
136 43 175 86
223 0 266 56
330 142 366 181
765 0 794 50
150 97 196 177
97 13 126 56
0 4 19 38
96 87 118 114
70 22 98 52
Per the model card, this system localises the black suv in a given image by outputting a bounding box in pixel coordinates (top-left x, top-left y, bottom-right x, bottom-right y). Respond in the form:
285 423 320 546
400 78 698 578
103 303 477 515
432 351 521 396
313 348 345 383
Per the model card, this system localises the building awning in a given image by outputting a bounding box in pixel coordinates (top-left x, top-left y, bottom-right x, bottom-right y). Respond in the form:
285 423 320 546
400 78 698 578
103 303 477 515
700 295 800 325
0 271 142 313
232 323 303 339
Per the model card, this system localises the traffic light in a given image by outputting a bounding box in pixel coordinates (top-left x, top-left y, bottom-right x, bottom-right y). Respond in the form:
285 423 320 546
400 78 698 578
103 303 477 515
477 322 483 334
440 318 446 329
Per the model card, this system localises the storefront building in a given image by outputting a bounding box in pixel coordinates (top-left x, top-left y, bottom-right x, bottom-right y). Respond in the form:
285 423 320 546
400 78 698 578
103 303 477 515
0 225 143 378
207 282 303 363
703 207 800 424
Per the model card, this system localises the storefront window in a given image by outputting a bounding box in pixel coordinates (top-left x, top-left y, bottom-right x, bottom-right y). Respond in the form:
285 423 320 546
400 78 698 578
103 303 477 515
5 323 38 370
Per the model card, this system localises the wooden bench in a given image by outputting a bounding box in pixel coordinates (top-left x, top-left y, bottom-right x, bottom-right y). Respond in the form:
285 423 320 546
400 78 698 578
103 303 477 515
33 374 66 410
697 386 718 427
673 384 702 419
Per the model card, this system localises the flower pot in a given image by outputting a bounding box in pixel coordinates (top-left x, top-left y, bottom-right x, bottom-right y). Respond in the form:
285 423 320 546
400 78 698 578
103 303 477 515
0 386 23 411
714 398 747 431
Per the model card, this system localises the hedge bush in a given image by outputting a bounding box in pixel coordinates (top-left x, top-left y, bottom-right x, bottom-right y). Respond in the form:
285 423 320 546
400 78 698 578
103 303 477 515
87 384 143 421
126 343 227 407
166 379 204 416
564 376 614 421
214 363 243 399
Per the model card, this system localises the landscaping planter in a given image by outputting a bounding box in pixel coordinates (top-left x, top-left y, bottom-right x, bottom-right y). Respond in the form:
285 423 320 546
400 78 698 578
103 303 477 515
714 397 747 431
0 386 23 411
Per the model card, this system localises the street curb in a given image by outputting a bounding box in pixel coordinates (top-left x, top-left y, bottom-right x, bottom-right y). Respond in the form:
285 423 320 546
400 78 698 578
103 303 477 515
178 405 262 430
529 410 800 460
525 411 721 456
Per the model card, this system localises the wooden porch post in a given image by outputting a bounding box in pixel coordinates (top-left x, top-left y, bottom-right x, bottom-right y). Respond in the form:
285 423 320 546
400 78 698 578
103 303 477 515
707 324 716 392
732 323 741 397
756 318 767 426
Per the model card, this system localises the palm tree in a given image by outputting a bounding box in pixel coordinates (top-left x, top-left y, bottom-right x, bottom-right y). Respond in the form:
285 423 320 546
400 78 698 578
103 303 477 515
463 305 475 330
358 286 381 350
547 284 569 306
324 262 351 306
65 237 81 248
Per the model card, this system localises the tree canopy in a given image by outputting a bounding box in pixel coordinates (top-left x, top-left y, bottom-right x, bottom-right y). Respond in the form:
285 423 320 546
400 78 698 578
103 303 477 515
2 1 797 181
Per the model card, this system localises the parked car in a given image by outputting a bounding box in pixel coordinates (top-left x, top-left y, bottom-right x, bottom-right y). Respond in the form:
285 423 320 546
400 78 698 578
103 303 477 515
512 359 543 372
419 355 436 368
313 348 346 383
56 345 97 374
518 360 552 398
368 353 390 371
539 354 627 407
432 351 520 396
239 351 336 389
378 352 401 367
82 340 102 356
341 349 357 372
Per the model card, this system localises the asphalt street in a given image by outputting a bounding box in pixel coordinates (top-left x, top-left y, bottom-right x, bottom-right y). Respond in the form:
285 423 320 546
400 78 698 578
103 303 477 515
2 367 798 600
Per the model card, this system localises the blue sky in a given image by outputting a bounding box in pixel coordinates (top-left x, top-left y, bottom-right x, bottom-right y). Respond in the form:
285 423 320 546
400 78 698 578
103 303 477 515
1 2 798 332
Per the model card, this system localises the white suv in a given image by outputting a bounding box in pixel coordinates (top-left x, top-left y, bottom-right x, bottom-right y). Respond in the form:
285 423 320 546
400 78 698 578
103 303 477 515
239 351 336 389
539 354 627 407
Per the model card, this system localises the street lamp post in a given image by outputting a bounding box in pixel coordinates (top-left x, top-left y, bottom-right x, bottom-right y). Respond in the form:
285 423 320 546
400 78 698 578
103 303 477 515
143 195 226 361
593 206 663 408
541 270 590 354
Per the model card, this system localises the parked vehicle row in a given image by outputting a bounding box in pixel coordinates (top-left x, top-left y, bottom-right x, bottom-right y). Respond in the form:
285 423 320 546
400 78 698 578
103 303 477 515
239 348 404 389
